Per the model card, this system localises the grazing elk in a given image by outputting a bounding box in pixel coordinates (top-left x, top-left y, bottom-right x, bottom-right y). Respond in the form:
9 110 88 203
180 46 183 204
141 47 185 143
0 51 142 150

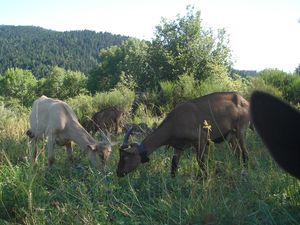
26 95 112 168
117 92 251 177
84 106 123 134
250 91 300 179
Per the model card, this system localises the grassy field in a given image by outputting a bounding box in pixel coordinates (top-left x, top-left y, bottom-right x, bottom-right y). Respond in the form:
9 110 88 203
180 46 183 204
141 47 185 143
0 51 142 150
0 106 299 225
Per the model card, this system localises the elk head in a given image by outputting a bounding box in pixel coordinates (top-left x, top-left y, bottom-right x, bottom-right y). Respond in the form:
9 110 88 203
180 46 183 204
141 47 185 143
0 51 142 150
116 127 149 177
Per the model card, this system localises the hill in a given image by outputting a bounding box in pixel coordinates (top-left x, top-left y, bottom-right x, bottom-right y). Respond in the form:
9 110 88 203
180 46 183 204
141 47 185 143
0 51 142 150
0 25 128 77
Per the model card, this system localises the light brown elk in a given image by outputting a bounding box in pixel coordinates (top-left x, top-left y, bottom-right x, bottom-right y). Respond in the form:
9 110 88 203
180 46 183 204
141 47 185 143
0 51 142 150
250 91 300 179
117 92 251 177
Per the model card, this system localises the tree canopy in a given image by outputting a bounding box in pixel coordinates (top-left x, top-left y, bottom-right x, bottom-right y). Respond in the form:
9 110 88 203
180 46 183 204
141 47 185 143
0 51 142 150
87 6 232 93
0 25 128 77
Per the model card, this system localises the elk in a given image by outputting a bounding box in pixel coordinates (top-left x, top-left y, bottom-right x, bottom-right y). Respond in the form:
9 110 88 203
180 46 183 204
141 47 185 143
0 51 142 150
26 95 112 168
250 91 300 179
117 92 251 177
84 106 123 134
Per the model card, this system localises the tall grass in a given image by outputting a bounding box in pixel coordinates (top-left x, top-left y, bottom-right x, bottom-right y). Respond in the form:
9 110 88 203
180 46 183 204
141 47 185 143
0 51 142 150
0 97 299 225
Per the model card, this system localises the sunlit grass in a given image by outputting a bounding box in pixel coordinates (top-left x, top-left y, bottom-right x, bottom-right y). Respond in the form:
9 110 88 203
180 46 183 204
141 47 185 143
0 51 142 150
0 107 299 225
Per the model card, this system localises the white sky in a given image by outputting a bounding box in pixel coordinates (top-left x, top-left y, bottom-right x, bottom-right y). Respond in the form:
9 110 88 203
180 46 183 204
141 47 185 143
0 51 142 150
1 0 299 72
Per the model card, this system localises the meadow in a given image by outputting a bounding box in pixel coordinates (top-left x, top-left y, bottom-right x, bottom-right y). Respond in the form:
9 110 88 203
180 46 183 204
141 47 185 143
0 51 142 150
0 97 299 225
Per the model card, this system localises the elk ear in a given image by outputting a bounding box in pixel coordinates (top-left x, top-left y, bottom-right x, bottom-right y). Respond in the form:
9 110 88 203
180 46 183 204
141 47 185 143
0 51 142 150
87 144 97 151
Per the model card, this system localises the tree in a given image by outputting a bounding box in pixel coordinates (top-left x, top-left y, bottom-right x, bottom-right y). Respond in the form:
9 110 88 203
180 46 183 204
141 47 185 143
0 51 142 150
37 66 88 100
149 5 232 83
295 64 300 75
87 6 232 92
0 26 128 77
0 68 37 106
87 38 149 93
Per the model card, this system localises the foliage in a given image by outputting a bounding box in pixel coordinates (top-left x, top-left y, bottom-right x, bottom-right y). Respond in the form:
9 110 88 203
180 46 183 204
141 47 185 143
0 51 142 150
67 87 135 124
0 25 128 77
199 70 250 97
66 94 95 123
87 6 232 93
258 69 289 93
87 38 149 93
93 87 135 112
294 64 300 75
0 68 37 106
285 74 300 103
150 6 232 84
159 71 250 113
37 67 88 100
247 77 283 98
257 68 300 103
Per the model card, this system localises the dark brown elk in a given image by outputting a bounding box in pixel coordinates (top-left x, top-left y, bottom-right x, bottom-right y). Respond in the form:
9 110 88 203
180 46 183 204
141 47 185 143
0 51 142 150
117 92 251 177
84 106 123 134
250 91 300 179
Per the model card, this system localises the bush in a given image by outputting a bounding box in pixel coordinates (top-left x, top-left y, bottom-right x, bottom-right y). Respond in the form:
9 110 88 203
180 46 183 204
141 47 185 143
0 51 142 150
199 72 249 97
0 68 37 107
93 87 135 112
66 94 94 122
246 77 283 98
66 87 135 124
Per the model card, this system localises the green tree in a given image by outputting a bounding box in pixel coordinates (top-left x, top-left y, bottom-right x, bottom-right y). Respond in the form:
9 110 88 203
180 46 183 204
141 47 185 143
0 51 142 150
61 70 88 98
149 5 232 84
88 6 232 92
0 68 37 106
37 66 88 99
87 38 149 93
258 69 289 91
37 67 65 98
295 64 300 75
285 74 300 103
256 68 299 102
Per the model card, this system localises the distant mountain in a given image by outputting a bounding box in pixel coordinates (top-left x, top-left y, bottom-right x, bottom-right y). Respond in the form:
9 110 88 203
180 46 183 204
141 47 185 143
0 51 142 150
0 25 128 77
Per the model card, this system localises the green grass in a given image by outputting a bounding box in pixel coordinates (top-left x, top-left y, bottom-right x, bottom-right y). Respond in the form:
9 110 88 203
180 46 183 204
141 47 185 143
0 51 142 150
0 114 299 225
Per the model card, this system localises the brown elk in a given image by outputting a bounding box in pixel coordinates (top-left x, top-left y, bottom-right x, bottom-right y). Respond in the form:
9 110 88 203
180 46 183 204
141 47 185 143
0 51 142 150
84 106 124 134
250 91 300 179
117 92 252 177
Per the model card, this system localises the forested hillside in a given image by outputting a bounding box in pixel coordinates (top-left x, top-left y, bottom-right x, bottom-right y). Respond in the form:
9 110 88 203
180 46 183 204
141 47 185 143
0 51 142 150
0 25 128 77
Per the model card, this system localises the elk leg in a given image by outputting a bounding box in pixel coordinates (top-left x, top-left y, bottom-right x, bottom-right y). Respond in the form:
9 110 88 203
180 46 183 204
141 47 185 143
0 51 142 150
171 148 183 177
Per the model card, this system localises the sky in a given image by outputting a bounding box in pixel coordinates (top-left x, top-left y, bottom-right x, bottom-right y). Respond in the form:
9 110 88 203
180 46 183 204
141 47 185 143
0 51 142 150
1 0 299 72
